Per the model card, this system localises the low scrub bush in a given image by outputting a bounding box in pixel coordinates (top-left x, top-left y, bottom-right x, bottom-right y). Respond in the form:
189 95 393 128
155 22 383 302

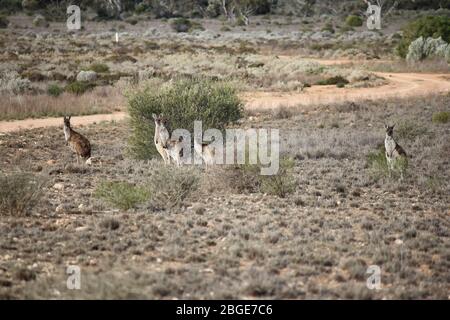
47 84 64 97
127 78 243 159
406 37 450 62
345 15 363 27
0 70 31 94
147 166 199 210
94 181 149 210
366 147 389 179
432 111 450 123
85 63 110 73
316 76 349 86
170 18 197 33
65 81 96 95
260 158 296 198
0 173 45 216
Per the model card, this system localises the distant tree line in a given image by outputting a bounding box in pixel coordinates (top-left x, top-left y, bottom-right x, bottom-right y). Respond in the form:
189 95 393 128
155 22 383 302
1 0 449 18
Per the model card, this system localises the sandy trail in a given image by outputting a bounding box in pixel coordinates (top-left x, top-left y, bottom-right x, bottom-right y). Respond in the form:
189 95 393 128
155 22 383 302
1 59 449 133
0 112 127 133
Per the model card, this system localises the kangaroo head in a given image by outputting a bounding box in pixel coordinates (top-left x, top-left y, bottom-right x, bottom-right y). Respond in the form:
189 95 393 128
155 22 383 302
385 124 395 137
152 113 168 128
63 115 71 128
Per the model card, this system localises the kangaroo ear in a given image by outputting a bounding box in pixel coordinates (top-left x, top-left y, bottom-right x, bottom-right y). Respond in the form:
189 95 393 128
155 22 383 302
68 116 71 121
152 113 157 120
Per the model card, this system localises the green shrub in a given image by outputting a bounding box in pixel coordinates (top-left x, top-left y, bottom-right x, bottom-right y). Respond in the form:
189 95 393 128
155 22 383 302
260 158 296 198
0 173 45 216
86 63 109 73
127 78 243 159
147 166 199 210
345 15 363 27
94 181 149 210
47 84 64 97
316 76 349 86
169 18 203 33
0 15 9 28
366 147 388 179
397 16 450 58
432 111 450 123
65 81 96 95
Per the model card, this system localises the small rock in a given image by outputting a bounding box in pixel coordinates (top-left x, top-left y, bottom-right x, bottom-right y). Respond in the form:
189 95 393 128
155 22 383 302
53 183 64 190
395 239 404 245
46 160 56 165
75 226 88 232
76 70 97 82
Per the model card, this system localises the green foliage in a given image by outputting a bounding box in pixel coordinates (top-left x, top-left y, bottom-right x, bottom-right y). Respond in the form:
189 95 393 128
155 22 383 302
432 111 450 123
86 63 109 73
147 166 199 210
0 172 45 216
127 78 243 159
316 76 349 86
65 81 96 95
260 157 296 198
47 84 64 97
366 147 389 179
397 16 450 58
170 18 200 33
345 15 363 27
95 181 149 210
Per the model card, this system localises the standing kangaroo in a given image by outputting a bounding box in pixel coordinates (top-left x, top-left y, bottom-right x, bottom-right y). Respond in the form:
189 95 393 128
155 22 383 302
385 124 407 179
164 136 184 167
152 113 170 164
63 116 91 165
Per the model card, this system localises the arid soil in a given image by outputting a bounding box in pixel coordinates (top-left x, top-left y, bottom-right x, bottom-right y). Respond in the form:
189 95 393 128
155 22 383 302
0 94 449 299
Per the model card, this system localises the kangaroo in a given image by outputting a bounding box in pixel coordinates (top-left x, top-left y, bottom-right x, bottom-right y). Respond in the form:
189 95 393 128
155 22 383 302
152 113 170 164
385 124 407 179
163 136 184 167
63 116 91 165
194 137 215 168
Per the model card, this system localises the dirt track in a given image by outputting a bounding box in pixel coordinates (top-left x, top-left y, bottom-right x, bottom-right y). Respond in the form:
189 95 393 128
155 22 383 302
1 61 450 133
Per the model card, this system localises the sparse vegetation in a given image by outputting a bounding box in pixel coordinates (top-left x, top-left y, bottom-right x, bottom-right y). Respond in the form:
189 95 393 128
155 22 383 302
65 81 96 95
94 181 149 210
0 172 44 216
432 111 450 123
260 158 296 198
85 63 110 73
147 166 199 210
47 84 64 97
366 147 389 179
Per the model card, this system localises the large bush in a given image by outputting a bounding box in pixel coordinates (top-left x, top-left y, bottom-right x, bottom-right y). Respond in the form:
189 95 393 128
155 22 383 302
397 16 450 58
127 78 243 159
406 37 450 62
